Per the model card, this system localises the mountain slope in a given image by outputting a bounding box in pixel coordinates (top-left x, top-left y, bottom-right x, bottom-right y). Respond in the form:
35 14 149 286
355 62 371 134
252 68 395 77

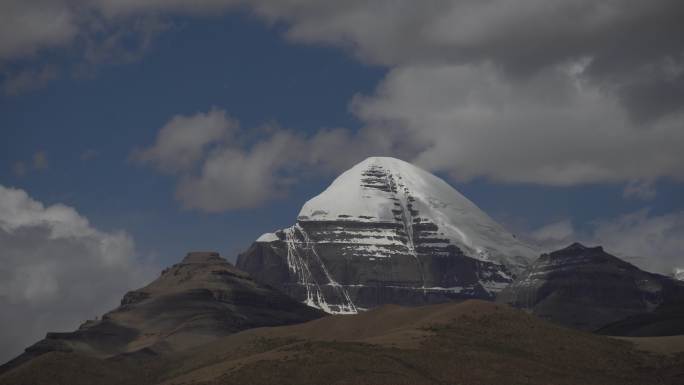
2 301 683 385
237 157 537 313
596 301 684 337
497 243 684 332
0 252 322 373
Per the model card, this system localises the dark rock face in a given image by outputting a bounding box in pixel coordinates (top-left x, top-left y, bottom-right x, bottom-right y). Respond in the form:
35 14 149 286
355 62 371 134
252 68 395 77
237 223 514 313
1 252 322 371
497 243 684 332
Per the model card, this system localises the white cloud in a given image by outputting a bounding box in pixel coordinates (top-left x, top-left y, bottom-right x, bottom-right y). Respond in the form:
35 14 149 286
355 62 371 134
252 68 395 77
531 220 575 244
5 2 684 190
132 107 237 173
592 209 684 275
352 63 684 186
175 129 306 211
0 0 78 60
0 185 157 363
135 108 382 211
256 0 684 188
129 0 684 190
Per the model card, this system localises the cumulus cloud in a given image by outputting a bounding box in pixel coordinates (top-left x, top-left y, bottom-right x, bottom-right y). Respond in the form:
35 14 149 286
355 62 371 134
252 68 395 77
132 107 238 173
0 185 157 363
0 0 174 90
127 0 683 194
531 210 684 276
6 1 684 113
248 1 684 118
124 1 684 210
0 0 253 67
258 0 684 188
175 130 304 211
592 210 684 275
530 220 575 246
353 63 684 186
0 0 78 60
7 1 684 204
134 108 385 211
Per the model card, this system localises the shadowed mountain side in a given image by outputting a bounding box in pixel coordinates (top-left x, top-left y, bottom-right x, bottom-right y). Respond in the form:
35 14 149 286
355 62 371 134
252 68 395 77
497 243 684 332
597 300 684 337
1 301 683 385
0 252 323 374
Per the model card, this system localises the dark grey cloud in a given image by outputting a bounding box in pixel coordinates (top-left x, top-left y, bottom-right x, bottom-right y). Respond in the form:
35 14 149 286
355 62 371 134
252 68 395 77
4 1 684 123
254 0 684 122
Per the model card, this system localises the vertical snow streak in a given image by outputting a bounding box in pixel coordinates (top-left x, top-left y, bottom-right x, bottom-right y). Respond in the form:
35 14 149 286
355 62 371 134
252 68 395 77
384 168 426 291
285 224 358 314
297 223 358 314
284 226 331 313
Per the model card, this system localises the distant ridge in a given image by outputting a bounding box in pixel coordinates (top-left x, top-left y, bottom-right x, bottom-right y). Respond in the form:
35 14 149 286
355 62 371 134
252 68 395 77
498 243 684 332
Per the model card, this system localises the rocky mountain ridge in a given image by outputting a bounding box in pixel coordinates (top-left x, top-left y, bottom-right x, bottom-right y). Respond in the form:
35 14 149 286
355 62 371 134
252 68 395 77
498 243 684 331
0 252 322 374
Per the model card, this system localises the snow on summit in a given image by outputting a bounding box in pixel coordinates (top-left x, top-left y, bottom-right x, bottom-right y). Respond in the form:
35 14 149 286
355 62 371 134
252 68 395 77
298 157 538 269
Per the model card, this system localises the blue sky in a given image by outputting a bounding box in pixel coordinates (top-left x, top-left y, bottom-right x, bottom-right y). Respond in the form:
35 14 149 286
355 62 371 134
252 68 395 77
2 8 684 268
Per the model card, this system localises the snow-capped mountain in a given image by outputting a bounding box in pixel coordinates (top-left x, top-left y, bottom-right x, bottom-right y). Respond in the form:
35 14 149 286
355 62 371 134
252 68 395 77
237 157 538 313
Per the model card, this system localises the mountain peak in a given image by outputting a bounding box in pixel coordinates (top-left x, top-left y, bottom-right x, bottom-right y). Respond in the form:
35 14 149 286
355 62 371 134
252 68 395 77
499 244 681 332
565 242 588 251
555 242 604 254
239 157 539 313
359 155 405 163
297 155 538 268
181 251 223 264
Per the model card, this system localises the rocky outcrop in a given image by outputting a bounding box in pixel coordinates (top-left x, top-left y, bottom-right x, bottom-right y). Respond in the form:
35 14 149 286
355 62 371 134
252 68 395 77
237 157 537 313
497 243 684 332
1 252 322 372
